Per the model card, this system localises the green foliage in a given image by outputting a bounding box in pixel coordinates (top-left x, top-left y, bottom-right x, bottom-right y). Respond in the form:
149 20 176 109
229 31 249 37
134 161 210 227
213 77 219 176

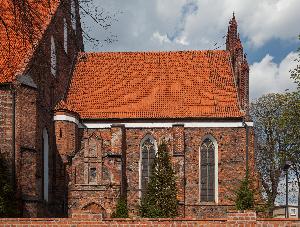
0 154 18 217
111 196 129 218
140 142 178 218
235 173 254 211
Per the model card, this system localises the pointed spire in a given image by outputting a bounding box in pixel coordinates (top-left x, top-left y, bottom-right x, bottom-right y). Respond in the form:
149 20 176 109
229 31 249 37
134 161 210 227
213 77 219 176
226 12 238 51
230 11 237 27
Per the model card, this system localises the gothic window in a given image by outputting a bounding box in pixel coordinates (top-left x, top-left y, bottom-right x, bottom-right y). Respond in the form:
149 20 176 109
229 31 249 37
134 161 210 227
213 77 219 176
200 137 216 202
50 36 56 76
70 0 76 31
63 18 68 53
43 128 49 201
140 135 156 199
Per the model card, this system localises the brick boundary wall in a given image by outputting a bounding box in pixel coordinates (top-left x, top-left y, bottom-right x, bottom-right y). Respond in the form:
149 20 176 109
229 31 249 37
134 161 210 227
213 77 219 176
1 212 300 226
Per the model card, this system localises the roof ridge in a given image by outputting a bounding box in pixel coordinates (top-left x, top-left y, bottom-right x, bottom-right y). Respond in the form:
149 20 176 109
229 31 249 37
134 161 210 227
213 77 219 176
79 49 229 55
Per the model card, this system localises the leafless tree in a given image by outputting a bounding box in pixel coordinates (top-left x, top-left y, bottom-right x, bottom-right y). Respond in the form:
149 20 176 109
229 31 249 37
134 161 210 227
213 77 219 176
250 93 289 216
0 0 118 75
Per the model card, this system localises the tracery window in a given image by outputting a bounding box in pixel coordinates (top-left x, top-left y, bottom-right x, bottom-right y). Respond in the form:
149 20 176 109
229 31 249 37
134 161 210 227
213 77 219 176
140 135 156 199
200 138 215 202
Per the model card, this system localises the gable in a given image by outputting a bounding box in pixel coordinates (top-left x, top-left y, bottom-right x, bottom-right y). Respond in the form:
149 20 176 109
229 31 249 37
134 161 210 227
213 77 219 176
0 0 60 83
58 50 244 119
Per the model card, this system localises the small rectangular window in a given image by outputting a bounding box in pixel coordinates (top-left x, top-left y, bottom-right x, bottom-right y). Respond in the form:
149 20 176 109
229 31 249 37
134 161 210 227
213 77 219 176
89 167 97 183
59 128 63 138
290 208 296 216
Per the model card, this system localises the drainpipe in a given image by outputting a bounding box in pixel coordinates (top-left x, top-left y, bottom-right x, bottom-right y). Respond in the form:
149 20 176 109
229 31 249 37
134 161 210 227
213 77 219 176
243 120 249 175
183 130 186 218
11 84 16 190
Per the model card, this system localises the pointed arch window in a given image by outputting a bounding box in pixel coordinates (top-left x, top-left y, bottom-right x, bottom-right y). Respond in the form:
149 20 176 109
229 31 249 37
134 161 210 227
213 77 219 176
63 18 68 53
140 135 157 199
200 137 218 202
50 36 56 76
70 0 76 32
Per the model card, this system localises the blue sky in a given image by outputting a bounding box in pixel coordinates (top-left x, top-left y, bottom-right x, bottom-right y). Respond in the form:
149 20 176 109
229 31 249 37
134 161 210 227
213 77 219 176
80 0 300 100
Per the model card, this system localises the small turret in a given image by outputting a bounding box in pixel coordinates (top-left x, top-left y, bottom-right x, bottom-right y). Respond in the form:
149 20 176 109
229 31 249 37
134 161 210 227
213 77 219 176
226 13 249 114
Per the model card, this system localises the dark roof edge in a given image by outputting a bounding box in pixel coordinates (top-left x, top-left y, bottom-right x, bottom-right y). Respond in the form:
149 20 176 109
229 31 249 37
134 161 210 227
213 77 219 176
78 49 230 55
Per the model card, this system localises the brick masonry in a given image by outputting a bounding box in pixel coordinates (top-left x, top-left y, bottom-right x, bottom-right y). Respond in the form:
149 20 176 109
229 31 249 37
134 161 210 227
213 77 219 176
0 0 83 217
1 212 300 226
50 13 255 219
54 116 256 218
0 86 14 179
1 2 256 219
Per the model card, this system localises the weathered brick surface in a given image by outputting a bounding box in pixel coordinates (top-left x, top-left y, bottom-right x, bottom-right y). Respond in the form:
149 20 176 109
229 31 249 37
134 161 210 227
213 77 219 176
2 5 256 220
0 0 83 217
1 212 300 226
0 87 13 178
54 123 255 218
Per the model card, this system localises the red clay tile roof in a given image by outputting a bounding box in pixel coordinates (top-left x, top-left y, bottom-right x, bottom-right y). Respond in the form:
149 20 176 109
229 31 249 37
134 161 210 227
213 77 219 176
58 50 244 119
0 0 60 83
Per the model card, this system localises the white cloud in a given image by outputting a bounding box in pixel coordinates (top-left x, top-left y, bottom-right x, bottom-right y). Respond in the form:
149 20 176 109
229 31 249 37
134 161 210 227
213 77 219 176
82 0 300 52
250 52 298 100
175 35 189 45
151 32 189 46
152 32 171 44
223 0 300 48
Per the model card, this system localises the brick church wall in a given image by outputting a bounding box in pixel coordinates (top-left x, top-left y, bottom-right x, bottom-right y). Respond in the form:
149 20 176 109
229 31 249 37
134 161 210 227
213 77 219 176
14 85 40 217
0 0 84 217
0 86 14 178
124 126 254 218
55 121 255 218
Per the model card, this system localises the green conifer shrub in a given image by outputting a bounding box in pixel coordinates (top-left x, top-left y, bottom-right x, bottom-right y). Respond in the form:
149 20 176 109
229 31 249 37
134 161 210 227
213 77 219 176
111 196 129 218
235 173 255 211
140 142 178 218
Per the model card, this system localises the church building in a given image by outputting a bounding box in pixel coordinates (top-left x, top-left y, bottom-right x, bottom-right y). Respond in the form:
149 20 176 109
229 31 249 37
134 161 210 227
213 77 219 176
0 0 255 218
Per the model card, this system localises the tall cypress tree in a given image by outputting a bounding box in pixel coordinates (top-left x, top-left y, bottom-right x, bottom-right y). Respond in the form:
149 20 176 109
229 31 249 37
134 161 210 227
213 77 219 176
140 142 178 218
